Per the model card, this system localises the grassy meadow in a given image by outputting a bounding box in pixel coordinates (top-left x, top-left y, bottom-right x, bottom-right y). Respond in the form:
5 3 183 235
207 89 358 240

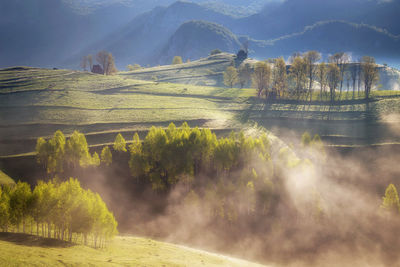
1 55 400 267
0 233 266 267
1 61 400 157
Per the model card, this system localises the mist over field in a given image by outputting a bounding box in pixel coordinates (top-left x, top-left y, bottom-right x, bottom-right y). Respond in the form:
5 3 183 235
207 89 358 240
1 0 400 266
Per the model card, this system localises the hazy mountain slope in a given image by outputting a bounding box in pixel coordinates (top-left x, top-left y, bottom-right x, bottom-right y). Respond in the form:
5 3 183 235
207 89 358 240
0 0 142 68
67 0 279 17
237 0 400 39
159 21 241 64
86 1 236 68
2 0 400 69
249 21 400 64
0 0 82 68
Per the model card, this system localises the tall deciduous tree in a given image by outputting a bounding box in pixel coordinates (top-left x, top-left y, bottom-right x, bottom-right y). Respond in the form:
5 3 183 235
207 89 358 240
223 66 239 88
96 51 117 75
289 56 307 98
65 130 90 168
327 63 341 102
329 52 350 98
101 146 113 166
105 53 117 75
0 187 10 232
113 133 127 153
96 51 109 75
303 51 321 101
252 61 271 98
350 62 359 99
361 56 379 100
272 57 287 98
172 56 183 65
381 184 400 214
9 181 32 233
238 63 252 88
317 62 328 101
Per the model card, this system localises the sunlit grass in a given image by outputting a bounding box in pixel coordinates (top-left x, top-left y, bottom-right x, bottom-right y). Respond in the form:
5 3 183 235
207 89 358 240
0 234 265 267
1 67 400 156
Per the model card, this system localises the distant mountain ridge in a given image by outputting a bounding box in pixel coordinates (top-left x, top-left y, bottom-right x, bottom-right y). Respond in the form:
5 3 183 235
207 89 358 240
81 1 236 67
90 1 400 67
250 20 400 62
1 0 400 69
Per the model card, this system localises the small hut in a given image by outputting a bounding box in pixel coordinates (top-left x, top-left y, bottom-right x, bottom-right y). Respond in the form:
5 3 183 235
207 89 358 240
91 64 104 74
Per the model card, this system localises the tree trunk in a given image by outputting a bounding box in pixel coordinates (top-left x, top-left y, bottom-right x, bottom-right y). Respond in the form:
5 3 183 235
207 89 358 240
48 223 51 238
61 225 64 241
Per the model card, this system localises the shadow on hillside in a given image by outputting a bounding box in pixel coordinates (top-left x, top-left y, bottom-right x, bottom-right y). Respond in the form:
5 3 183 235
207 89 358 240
0 232 74 248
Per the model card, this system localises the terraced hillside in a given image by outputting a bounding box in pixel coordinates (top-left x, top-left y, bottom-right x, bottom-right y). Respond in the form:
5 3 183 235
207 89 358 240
0 66 250 157
121 53 257 86
1 60 400 158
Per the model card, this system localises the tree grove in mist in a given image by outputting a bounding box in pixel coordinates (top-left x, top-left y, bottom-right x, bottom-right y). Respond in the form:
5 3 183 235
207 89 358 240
0 179 117 248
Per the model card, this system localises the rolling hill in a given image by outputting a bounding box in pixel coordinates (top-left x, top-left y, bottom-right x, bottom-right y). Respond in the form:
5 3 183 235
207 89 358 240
0 0 152 68
159 21 241 64
0 233 267 266
83 1 236 68
79 1 400 67
1 55 400 160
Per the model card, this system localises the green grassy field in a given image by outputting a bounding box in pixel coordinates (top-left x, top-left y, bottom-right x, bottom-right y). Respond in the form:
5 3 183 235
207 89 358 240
0 233 267 267
120 53 258 87
1 61 400 157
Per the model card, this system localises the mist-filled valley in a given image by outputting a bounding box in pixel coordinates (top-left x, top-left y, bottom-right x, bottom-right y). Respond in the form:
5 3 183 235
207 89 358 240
1 0 400 266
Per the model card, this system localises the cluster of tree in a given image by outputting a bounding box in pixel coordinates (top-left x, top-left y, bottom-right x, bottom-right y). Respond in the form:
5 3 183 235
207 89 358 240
223 63 252 89
123 122 280 223
81 51 117 75
127 123 271 192
210 49 222 55
172 56 183 65
126 64 142 71
36 130 100 174
34 127 321 225
222 51 380 101
0 179 117 248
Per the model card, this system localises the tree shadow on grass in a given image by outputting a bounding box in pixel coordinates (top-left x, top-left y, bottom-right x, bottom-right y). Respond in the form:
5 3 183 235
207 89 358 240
0 232 75 248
